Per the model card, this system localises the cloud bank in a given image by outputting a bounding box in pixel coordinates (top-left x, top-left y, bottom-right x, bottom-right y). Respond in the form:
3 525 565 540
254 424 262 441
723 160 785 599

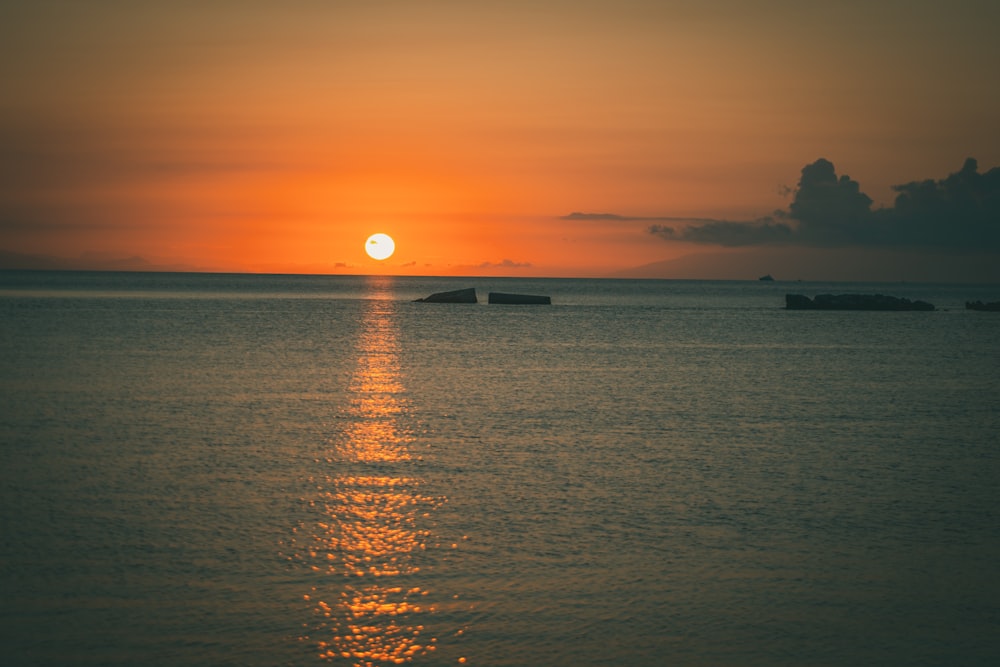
644 158 1000 250
478 259 532 269
562 212 720 224
649 219 794 246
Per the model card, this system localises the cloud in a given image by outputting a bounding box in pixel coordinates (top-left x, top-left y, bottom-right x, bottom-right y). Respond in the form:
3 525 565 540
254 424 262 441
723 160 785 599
881 157 1000 249
649 218 794 246
642 158 1000 250
478 259 532 268
562 212 629 221
562 211 719 224
788 158 875 245
566 208 801 246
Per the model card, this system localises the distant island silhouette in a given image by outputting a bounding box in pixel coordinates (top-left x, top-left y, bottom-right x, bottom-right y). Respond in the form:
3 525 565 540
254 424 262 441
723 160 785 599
786 293 935 311
966 300 1000 311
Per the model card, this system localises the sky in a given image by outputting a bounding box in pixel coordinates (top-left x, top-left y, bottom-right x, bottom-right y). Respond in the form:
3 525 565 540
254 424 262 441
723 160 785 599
2 0 999 280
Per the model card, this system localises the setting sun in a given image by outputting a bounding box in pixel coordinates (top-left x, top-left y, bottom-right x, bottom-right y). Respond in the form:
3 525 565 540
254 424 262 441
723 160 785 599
365 233 395 261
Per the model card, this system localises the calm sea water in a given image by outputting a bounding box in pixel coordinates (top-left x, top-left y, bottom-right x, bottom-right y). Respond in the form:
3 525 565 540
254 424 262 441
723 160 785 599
1 271 999 666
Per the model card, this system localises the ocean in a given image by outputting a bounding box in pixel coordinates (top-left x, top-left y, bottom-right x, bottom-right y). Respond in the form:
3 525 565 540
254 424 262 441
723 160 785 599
1 271 998 666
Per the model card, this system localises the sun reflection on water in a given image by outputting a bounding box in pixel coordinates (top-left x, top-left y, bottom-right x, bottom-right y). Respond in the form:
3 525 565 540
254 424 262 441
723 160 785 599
291 285 446 665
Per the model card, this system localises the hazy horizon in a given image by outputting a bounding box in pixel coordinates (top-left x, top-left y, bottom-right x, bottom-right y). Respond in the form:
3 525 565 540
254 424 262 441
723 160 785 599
4 246 1000 285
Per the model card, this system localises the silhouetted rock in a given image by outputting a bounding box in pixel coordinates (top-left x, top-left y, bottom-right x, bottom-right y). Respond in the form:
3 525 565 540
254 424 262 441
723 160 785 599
758 274 774 281
966 300 1000 311
785 293 935 311
784 294 814 310
487 292 551 305
414 287 477 303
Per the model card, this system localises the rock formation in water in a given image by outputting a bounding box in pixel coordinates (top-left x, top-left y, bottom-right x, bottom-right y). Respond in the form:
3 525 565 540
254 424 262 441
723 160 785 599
785 293 935 311
414 287 478 303
487 292 551 305
966 300 1000 311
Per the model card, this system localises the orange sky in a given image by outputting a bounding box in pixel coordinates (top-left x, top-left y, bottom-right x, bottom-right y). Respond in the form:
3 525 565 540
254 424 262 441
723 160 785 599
2 1 999 279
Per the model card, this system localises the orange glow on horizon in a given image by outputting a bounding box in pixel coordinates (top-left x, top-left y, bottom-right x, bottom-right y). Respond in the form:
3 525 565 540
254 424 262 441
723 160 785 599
5 3 998 280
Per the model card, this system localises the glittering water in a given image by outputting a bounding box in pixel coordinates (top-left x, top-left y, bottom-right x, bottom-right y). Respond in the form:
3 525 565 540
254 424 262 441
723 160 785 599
1 271 999 666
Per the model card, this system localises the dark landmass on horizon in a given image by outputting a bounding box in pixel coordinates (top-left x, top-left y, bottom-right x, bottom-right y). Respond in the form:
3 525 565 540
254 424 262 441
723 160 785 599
610 247 1000 283
0 249 201 273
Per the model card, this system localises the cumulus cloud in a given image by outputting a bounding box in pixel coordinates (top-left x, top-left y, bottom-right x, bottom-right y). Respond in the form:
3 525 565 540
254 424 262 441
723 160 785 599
880 157 1000 248
789 158 875 245
642 158 1000 250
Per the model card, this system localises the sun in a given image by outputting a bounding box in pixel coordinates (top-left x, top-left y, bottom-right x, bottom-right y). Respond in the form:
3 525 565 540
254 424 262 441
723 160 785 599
365 233 395 261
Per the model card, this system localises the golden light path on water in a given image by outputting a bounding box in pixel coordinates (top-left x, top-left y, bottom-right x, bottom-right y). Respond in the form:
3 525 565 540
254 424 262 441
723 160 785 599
292 279 447 665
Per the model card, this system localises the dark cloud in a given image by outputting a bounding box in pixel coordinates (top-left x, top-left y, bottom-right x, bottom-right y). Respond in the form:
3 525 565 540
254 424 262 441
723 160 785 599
789 158 874 245
642 158 1000 250
649 218 794 246
882 157 1000 249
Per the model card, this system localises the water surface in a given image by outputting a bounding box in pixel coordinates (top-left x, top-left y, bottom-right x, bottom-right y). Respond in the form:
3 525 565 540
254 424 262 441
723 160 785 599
1 272 998 666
